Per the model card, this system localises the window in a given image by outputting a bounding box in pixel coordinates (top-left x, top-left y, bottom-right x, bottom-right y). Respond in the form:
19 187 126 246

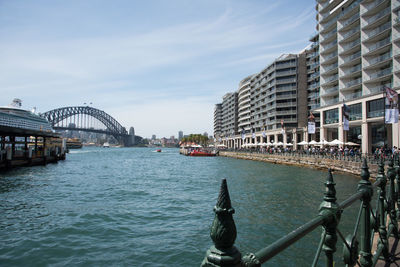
324 108 339 124
347 103 362 121
367 98 384 118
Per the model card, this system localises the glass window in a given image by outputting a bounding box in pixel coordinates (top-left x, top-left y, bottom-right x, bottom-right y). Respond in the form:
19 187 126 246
348 103 362 121
324 108 339 124
367 98 384 118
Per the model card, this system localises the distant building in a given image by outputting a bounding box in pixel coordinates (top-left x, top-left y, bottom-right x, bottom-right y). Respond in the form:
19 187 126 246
152 134 156 140
203 132 208 137
178 131 183 140
129 127 136 145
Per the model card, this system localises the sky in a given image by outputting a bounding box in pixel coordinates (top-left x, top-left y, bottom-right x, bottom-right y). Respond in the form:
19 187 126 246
0 0 317 138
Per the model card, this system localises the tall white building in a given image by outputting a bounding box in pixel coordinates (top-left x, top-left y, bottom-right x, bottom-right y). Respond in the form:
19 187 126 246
314 0 400 153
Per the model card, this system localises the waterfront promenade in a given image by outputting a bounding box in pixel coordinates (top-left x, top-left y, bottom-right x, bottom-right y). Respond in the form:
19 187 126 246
219 150 382 177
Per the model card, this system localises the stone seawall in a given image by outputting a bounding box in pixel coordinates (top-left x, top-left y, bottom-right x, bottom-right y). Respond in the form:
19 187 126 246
220 151 379 178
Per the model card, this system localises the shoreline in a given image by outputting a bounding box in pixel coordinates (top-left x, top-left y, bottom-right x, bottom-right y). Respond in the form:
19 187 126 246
219 151 380 179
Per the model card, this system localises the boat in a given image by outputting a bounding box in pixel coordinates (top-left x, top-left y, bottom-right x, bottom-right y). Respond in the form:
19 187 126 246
103 142 110 148
189 150 217 157
66 138 83 149
0 99 54 133
156 149 162 152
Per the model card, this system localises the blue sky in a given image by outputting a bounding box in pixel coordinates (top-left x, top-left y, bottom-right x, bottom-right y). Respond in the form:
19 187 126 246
0 0 317 138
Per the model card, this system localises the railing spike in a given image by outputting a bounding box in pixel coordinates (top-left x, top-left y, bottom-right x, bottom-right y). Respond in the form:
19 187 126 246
201 179 242 267
361 157 370 181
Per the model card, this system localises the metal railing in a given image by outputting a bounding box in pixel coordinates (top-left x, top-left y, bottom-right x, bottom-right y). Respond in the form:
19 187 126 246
201 157 400 266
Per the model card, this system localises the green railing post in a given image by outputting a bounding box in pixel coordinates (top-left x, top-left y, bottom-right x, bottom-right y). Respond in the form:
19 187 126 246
319 169 340 267
376 158 389 260
387 157 398 237
201 179 242 267
358 158 373 267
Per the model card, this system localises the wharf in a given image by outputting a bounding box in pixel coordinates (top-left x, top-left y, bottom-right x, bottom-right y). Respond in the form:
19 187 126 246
0 125 66 171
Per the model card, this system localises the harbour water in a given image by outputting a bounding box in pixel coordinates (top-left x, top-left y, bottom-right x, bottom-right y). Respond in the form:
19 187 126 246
0 147 361 266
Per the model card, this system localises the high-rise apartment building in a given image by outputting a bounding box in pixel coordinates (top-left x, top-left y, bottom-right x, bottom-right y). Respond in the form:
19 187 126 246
221 92 238 139
214 53 308 148
237 75 253 134
213 103 222 139
178 131 183 140
314 0 400 153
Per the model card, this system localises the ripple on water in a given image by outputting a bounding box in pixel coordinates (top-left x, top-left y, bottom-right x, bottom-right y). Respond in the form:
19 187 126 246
0 147 360 266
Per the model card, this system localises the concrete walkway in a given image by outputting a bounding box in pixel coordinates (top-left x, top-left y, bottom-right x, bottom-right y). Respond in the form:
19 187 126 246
374 224 400 266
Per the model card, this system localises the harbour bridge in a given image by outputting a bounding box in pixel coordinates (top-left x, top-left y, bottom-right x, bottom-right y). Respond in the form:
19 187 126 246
40 106 135 146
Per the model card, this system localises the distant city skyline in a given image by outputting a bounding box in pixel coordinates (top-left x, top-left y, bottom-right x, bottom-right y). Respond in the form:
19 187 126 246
0 0 316 138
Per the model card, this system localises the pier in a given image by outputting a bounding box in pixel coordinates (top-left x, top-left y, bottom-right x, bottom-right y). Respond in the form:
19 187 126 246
0 100 67 171
0 126 66 171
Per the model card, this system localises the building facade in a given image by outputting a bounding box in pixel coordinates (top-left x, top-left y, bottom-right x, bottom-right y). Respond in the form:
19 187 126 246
315 0 400 153
214 54 308 148
213 0 400 153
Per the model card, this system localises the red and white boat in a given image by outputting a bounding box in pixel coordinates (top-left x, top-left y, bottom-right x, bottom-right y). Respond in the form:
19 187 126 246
189 150 217 157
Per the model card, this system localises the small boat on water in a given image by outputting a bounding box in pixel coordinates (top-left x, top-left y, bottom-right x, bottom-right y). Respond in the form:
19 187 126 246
156 149 162 152
103 142 110 148
189 150 217 157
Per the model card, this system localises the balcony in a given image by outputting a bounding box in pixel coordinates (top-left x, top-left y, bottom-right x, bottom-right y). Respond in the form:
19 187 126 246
276 62 297 69
364 0 386 13
341 27 359 41
324 63 338 73
343 64 362 76
276 102 297 108
276 70 297 77
344 77 362 88
322 40 338 52
323 74 338 84
366 36 391 53
342 51 361 64
309 71 320 79
276 94 296 100
341 39 360 51
308 82 320 90
341 0 362 17
365 6 391 25
365 21 391 41
321 29 337 43
321 85 339 97
322 15 339 32
308 92 320 99
276 78 297 84
307 52 319 58
366 67 392 81
366 51 392 67
323 51 338 62
369 83 391 94
340 13 359 30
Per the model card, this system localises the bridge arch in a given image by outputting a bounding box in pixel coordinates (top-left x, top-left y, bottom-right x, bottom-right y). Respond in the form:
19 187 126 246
41 106 129 143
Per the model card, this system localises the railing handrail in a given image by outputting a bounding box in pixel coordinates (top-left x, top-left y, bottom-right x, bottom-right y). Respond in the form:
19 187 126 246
202 156 400 266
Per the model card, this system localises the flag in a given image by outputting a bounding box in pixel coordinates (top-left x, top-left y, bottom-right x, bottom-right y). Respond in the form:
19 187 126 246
308 112 315 121
343 103 350 131
262 127 266 138
308 112 315 134
241 129 245 140
281 120 285 134
385 86 399 124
